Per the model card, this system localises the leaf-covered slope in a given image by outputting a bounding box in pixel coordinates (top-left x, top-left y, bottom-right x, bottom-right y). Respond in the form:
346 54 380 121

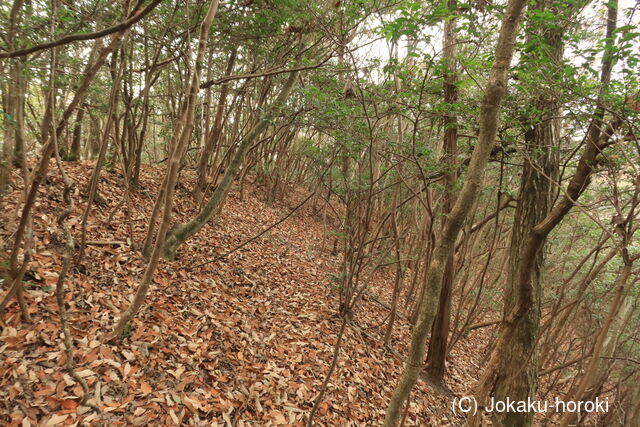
1 161 482 426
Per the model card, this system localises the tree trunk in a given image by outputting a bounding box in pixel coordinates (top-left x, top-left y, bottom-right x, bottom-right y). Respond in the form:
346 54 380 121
424 0 459 386
383 0 528 422
471 3 619 426
161 68 300 259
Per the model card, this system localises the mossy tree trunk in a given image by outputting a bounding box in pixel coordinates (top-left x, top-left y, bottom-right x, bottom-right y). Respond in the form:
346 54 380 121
382 0 528 422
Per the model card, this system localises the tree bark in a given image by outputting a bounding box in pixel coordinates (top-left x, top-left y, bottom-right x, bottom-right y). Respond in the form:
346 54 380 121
469 3 563 424
424 0 459 386
382 0 528 422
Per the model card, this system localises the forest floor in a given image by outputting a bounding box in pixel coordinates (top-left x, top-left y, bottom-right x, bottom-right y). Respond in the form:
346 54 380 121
1 161 491 426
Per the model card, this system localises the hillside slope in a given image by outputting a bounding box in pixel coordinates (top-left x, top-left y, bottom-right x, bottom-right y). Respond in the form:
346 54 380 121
1 161 483 426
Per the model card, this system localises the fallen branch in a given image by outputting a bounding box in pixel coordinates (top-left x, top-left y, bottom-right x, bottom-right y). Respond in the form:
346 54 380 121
466 319 501 331
85 240 128 246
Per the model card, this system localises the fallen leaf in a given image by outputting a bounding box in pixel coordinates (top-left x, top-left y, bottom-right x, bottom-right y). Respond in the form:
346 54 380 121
140 381 152 394
61 399 78 410
45 414 68 426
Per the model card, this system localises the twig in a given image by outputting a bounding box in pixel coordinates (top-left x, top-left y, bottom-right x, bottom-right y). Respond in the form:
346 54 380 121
306 318 348 426
49 32 99 413
188 188 318 270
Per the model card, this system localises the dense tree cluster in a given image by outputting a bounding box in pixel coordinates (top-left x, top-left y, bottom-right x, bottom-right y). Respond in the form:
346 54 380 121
1 0 639 425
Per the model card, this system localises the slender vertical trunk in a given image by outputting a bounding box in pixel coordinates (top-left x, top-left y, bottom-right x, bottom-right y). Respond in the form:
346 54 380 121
384 187 403 346
384 41 408 346
12 59 27 175
425 0 458 385
133 33 169 186
194 47 237 201
0 0 26 194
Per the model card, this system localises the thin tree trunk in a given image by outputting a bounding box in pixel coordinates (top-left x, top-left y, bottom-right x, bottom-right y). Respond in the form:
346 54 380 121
384 186 403 346
425 0 459 385
161 68 300 259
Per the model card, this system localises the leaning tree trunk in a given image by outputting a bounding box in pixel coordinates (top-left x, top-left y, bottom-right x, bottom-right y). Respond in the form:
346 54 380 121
161 68 300 260
382 0 528 422
106 0 221 341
